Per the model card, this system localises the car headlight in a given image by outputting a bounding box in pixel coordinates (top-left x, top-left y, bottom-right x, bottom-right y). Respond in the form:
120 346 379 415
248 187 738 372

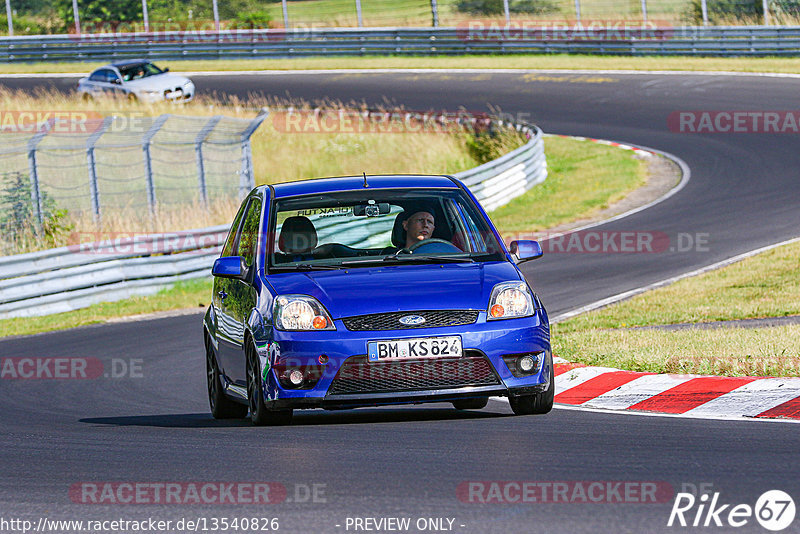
487 281 534 320
274 295 335 331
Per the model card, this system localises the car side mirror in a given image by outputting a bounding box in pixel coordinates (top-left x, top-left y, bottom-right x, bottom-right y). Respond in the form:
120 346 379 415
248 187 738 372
163 67 170 72
112 78 122 85
212 256 246 279
509 240 543 263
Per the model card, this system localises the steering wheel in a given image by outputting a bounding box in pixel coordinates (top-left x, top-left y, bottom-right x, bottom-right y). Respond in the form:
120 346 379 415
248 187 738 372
408 238 462 253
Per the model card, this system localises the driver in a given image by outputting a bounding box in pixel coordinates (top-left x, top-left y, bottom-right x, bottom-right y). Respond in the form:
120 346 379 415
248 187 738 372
402 210 435 249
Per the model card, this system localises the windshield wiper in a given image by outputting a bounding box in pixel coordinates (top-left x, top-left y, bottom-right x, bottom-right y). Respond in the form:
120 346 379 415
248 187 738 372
392 254 474 264
270 263 342 272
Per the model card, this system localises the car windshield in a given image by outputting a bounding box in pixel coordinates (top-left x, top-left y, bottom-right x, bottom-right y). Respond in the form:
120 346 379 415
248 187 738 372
119 62 164 81
269 188 505 271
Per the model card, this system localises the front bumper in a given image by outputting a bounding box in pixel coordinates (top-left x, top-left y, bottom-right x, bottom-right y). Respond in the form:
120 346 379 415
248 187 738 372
261 309 551 410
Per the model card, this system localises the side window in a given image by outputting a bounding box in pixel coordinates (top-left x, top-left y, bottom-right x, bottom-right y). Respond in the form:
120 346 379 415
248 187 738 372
89 69 107 82
106 70 121 83
221 199 250 257
236 197 263 269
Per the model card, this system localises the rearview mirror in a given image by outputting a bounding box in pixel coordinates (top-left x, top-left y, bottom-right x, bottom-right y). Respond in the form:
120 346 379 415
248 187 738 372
353 202 391 217
163 67 170 72
509 240 543 262
212 256 246 279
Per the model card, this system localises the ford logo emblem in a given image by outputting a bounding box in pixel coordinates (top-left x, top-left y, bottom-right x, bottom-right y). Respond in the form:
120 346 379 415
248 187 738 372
399 315 426 326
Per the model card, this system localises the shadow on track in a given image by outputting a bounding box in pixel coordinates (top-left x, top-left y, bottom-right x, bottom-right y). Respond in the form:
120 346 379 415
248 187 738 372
80 406 510 428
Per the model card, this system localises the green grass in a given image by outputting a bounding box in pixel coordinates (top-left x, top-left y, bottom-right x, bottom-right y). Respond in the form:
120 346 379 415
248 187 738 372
7 55 800 75
0 279 212 338
554 325 800 378
490 135 648 236
1 134 647 338
554 239 800 377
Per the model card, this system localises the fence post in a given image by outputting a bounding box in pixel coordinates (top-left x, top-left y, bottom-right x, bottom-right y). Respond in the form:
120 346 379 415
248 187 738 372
142 0 149 32
355 0 363 27
26 119 53 232
574 0 581 25
430 0 438 27
641 0 647 22
503 0 510 23
701 0 708 25
212 0 219 31
85 116 113 222
239 112 268 199
142 114 170 215
194 115 223 206
4 0 12 37
281 0 289 29
763 0 769 24
71 0 80 34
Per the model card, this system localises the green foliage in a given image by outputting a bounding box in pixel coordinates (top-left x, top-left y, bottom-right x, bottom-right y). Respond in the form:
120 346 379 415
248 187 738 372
464 126 526 165
0 13 66 35
0 172 74 253
681 0 800 23
456 0 559 15
235 10 273 28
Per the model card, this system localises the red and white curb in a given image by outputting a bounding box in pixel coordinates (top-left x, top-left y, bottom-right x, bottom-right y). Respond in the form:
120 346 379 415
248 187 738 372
548 133 658 158
552 357 800 421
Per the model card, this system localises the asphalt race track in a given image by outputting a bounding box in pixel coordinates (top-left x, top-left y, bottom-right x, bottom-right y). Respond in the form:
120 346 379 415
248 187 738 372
1 71 799 533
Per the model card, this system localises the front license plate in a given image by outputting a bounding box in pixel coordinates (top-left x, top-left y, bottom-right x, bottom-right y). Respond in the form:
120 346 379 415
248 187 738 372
367 336 462 362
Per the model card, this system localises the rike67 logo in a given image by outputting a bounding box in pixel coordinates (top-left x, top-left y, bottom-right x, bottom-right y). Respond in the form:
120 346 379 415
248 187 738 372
668 489 795 531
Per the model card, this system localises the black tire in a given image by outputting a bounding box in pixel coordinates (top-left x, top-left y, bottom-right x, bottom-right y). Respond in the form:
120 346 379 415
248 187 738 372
509 355 555 416
453 397 489 410
206 336 247 419
127 92 138 102
246 343 292 426
81 92 93 102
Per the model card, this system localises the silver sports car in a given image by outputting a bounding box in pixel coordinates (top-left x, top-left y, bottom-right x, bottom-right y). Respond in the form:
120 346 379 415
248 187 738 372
77 60 195 103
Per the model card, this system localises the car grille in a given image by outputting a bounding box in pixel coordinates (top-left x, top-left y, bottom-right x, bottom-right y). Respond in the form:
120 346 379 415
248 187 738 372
341 310 479 331
326 351 500 396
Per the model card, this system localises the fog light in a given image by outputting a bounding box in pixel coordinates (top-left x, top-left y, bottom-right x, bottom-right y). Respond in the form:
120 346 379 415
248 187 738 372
288 369 304 386
518 355 536 373
318 354 329 364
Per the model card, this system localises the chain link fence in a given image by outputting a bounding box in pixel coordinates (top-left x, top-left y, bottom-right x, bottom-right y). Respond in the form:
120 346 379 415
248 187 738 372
1 0 796 36
0 112 265 251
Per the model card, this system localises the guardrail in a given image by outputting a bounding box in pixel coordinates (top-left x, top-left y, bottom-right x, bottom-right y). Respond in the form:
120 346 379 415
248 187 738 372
4 26 800 61
0 123 547 320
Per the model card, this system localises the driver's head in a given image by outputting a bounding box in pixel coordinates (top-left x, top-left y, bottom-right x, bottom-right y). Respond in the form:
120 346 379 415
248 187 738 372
402 210 435 249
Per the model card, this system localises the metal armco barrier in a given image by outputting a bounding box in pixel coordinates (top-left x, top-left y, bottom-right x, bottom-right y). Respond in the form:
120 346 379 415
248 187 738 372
5 26 800 61
0 124 547 320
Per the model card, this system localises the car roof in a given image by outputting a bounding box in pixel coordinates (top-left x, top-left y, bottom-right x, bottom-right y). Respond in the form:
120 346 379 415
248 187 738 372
266 175 459 199
109 59 151 68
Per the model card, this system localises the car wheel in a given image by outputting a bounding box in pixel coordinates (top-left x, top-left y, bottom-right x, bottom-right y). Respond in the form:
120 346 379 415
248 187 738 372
81 92 93 102
246 343 292 426
453 397 489 410
127 92 138 102
509 355 555 416
206 336 247 419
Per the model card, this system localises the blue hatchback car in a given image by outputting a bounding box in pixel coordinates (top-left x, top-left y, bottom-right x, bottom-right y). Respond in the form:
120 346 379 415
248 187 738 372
203 175 552 425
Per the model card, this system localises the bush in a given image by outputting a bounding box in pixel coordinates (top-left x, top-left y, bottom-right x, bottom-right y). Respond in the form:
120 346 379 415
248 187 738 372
0 13 66 35
456 0 558 16
687 0 764 25
235 10 273 29
464 126 526 165
0 172 74 253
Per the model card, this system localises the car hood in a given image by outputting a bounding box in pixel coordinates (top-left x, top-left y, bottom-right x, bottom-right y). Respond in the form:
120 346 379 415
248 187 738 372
125 73 191 90
265 261 523 319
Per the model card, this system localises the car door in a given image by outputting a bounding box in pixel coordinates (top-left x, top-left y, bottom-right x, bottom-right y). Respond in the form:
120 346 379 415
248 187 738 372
216 195 263 385
86 69 111 97
213 199 249 384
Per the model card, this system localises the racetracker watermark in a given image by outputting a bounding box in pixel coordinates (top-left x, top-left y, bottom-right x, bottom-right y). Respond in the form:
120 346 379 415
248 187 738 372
72 20 286 43
456 20 673 41
505 231 710 254
271 109 527 135
67 231 229 255
0 111 155 135
668 111 800 134
0 358 142 379
68 482 326 505
457 481 674 504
